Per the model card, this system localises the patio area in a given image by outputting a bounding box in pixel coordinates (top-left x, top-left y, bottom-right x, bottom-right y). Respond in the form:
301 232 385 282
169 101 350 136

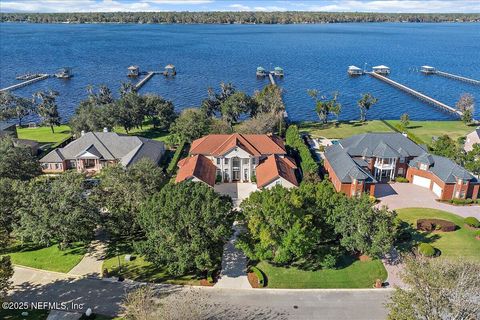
214 183 258 208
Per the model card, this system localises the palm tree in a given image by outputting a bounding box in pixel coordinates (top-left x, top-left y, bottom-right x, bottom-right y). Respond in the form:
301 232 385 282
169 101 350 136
33 90 60 133
308 89 341 124
357 93 378 122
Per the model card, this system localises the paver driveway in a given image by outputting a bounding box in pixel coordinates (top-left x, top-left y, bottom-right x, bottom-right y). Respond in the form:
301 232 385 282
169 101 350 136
214 183 258 208
375 183 480 219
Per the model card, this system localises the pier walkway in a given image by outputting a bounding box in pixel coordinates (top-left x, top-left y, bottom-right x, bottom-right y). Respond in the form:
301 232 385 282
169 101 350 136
367 71 463 118
133 71 155 91
435 70 480 86
268 72 276 86
0 74 50 92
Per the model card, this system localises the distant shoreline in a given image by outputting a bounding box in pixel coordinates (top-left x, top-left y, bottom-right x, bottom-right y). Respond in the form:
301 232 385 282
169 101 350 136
1 11 479 24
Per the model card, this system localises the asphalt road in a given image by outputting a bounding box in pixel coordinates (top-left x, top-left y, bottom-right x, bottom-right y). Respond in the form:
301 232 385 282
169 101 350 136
9 266 391 319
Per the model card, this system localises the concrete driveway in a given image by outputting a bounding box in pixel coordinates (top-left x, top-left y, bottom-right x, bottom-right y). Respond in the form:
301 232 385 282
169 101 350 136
376 183 480 219
214 183 258 208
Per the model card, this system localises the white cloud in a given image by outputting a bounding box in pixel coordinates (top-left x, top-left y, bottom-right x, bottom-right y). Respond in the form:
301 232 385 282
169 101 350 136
228 3 287 11
308 1 480 13
0 0 213 12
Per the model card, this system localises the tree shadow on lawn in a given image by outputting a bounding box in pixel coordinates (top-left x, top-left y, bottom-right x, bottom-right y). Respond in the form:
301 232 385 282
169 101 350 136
1 242 87 256
395 221 441 254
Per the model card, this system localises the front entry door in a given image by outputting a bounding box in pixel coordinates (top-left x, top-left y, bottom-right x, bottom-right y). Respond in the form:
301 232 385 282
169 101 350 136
233 170 240 181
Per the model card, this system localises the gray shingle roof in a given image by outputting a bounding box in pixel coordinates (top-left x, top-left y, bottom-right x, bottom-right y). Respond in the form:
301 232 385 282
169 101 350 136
409 153 477 183
40 132 165 167
339 133 425 158
325 145 376 183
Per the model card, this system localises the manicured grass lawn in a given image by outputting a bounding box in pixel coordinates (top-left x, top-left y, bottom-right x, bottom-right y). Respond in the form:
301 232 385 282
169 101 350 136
102 241 200 285
396 208 480 262
2 242 87 273
255 256 387 289
385 120 474 144
17 125 72 145
0 309 49 320
298 120 394 139
297 120 473 145
114 124 171 142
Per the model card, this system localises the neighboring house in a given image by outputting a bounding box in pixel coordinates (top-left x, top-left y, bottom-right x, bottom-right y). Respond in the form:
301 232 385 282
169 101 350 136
40 131 165 173
464 128 480 152
0 121 39 154
324 132 479 200
0 121 18 138
175 133 298 189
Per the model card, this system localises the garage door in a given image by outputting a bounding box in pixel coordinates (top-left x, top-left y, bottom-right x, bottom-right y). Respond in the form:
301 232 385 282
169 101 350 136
412 175 431 188
432 182 443 197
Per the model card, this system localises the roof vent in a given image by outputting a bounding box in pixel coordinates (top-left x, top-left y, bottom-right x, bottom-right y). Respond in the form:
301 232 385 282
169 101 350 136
103 127 108 133
81 130 85 136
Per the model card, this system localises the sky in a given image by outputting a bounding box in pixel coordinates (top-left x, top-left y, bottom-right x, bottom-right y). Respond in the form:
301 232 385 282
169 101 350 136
0 0 479 13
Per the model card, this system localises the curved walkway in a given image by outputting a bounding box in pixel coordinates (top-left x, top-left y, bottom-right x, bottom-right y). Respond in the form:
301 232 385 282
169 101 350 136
376 183 480 218
215 222 251 289
68 228 107 277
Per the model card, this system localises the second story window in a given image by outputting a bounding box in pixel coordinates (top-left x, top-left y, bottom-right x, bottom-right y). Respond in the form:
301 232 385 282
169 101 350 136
216 158 221 165
224 158 229 165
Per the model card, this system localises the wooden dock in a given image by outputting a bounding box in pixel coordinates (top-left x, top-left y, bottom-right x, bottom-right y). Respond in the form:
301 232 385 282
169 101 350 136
434 70 480 86
0 74 50 92
367 71 463 118
268 73 276 86
133 71 155 91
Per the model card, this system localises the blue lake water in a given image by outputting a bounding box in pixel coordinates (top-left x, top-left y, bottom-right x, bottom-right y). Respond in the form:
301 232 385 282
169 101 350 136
1 22 479 122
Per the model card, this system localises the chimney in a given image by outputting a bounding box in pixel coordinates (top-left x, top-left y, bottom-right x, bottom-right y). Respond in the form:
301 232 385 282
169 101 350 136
81 130 85 136
103 127 108 133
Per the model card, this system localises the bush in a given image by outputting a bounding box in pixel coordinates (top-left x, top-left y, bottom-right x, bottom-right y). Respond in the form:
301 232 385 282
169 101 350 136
251 174 257 183
417 219 456 232
395 177 409 183
418 243 436 257
320 254 337 269
464 217 480 228
285 125 319 176
450 198 474 205
166 141 186 175
207 270 214 283
215 175 222 183
250 266 265 287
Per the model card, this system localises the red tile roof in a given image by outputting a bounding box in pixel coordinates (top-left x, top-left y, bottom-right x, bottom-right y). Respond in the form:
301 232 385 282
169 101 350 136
256 155 298 188
190 133 286 156
175 154 217 187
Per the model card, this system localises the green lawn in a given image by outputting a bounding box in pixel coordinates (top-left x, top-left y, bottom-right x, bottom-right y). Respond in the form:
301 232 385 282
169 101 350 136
298 120 473 145
114 124 172 142
17 125 72 145
102 241 200 285
0 309 49 320
396 208 480 262
255 256 387 289
385 120 473 144
2 242 87 273
298 120 394 139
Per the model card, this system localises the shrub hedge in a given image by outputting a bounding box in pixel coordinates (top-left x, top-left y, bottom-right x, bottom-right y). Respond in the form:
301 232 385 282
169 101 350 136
166 141 186 175
450 198 474 205
395 177 409 183
250 266 265 287
285 125 319 176
417 219 456 232
418 243 435 257
464 217 480 228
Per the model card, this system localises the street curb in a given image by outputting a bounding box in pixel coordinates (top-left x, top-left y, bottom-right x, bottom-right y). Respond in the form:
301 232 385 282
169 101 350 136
13 265 81 278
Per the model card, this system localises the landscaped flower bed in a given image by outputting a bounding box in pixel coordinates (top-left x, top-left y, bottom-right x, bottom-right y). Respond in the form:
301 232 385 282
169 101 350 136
416 219 456 232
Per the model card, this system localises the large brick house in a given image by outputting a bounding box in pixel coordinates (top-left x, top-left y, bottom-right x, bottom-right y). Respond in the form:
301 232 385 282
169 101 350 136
324 133 479 200
176 133 298 189
39 131 165 173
